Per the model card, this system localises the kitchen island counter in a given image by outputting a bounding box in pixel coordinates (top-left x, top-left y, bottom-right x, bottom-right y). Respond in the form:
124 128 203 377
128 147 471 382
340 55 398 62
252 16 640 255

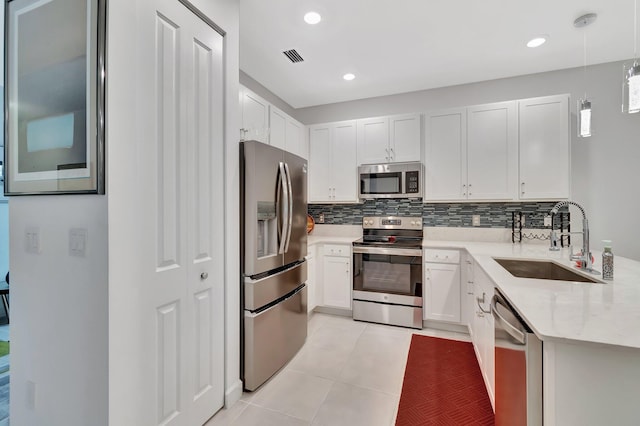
422 239 640 350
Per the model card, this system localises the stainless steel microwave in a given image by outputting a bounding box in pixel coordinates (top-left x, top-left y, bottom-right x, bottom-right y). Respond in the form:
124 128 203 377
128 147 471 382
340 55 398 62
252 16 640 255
358 162 423 200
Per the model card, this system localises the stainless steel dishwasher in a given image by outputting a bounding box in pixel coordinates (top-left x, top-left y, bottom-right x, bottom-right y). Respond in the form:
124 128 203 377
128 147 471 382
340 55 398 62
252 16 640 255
492 289 543 426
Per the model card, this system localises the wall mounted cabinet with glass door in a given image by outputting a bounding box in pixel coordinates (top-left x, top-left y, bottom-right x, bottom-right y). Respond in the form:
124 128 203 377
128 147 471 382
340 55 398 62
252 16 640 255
518 94 570 200
308 121 358 203
424 101 518 201
357 114 421 165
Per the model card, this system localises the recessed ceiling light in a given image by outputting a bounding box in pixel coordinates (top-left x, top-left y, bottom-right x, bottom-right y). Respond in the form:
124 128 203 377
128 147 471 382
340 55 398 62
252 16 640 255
527 36 548 48
304 11 321 25
343 73 355 81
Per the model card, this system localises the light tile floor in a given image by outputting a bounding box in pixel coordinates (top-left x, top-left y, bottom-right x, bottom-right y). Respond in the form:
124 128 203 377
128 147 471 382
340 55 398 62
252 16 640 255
206 313 470 426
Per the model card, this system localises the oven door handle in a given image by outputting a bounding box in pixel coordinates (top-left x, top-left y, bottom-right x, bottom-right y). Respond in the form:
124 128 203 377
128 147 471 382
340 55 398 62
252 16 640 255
352 246 423 257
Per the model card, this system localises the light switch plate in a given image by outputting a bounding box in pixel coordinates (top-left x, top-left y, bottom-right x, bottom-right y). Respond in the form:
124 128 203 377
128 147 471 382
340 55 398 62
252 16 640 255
544 216 552 227
69 228 88 257
25 227 40 254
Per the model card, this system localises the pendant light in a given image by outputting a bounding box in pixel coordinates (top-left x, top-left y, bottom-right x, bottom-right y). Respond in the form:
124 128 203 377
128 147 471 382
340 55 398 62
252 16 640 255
623 0 640 113
574 13 597 138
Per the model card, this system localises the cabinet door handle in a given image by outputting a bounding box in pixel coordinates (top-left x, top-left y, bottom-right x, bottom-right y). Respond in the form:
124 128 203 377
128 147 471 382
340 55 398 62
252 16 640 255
390 148 394 160
521 182 525 195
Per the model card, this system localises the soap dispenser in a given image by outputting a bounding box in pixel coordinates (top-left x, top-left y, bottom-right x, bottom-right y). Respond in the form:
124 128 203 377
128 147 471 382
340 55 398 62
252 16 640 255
602 240 614 280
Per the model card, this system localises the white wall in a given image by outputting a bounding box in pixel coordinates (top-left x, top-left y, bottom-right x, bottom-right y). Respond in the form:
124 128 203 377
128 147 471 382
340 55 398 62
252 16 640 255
9 0 240 425
295 61 640 261
10 196 108 426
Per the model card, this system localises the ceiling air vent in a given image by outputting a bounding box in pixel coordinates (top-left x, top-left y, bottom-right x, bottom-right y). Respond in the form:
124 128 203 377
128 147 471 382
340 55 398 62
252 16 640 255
283 49 304 63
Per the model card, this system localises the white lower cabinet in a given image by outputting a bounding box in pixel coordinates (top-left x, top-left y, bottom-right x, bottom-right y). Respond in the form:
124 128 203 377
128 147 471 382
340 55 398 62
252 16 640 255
423 249 461 322
306 246 316 314
543 340 640 425
317 244 352 310
470 263 495 409
461 253 475 328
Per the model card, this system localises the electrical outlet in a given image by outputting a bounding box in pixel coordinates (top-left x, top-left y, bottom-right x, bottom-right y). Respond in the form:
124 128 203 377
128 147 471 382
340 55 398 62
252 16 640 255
27 380 36 410
544 216 552 227
521 215 526 227
472 215 481 226
318 213 325 224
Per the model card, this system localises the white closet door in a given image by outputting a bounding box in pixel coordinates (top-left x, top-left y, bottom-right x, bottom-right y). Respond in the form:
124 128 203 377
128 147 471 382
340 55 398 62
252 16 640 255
137 0 226 424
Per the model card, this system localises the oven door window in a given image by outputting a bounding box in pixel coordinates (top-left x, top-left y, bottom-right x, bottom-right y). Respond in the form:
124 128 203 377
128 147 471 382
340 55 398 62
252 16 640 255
353 253 422 297
360 172 402 195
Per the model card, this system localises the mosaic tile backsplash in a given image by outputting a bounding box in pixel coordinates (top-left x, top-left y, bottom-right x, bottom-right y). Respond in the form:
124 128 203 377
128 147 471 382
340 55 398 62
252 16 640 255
308 199 559 228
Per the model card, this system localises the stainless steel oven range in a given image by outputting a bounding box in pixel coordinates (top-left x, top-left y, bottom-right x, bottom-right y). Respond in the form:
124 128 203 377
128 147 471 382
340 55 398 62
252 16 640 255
352 216 423 329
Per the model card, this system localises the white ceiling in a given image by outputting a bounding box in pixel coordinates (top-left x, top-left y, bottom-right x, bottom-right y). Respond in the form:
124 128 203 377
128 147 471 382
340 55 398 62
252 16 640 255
240 0 638 108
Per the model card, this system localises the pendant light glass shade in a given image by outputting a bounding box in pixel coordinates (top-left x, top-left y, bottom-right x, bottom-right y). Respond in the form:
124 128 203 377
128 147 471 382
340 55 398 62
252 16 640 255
578 99 592 137
623 0 640 113
574 14 596 137
622 61 640 113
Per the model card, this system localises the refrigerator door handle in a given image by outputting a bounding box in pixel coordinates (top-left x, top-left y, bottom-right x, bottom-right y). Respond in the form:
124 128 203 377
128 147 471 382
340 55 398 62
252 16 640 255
277 162 288 254
283 162 293 253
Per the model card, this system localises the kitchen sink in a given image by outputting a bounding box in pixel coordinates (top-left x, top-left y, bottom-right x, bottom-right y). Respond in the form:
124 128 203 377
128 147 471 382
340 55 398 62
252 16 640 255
493 258 600 283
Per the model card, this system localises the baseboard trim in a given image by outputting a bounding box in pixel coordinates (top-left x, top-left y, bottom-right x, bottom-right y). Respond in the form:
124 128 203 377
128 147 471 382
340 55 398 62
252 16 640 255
224 379 243 408
313 306 352 317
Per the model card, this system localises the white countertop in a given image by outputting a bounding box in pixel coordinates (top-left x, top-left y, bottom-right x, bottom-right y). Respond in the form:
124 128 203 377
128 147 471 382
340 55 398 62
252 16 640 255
423 240 640 350
306 228 640 349
308 235 359 246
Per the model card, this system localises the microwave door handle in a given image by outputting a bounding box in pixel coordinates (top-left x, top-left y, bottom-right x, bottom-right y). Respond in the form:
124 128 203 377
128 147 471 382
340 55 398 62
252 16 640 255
277 162 288 254
283 162 293 252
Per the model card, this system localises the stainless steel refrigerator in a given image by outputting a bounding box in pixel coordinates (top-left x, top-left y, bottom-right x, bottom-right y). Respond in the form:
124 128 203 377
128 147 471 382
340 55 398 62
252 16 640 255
240 140 308 391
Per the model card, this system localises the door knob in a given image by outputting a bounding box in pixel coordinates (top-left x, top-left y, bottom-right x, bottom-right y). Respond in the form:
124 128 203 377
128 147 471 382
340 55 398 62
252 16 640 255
200 272 209 280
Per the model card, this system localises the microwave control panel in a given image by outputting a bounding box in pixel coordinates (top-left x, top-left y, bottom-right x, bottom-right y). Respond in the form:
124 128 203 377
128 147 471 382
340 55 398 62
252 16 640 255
405 171 420 193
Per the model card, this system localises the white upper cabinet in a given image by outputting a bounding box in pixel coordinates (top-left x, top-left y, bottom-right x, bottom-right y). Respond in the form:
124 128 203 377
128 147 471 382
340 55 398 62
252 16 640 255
425 101 518 201
309 121 358 203
269 104 306 158
285 118 306 159
357 117 389 164
518 95 570 200
466 101 518 200
309 126 331 202
357 114 420 164
240 86 269 143
240 85 307 158
390 114 422 162
268 106 287 150
424 108 466 200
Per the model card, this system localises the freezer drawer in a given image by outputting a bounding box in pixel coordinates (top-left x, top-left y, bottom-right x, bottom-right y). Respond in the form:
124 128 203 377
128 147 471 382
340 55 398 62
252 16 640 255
243 285 307 391
244 261 307 311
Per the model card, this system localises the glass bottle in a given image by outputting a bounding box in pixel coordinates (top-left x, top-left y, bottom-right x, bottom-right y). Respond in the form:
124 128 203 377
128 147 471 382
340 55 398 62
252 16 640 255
602 240 614 280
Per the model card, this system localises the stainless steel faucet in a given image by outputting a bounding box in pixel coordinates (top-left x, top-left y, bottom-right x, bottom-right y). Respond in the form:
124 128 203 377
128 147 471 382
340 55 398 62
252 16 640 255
549 201 600 275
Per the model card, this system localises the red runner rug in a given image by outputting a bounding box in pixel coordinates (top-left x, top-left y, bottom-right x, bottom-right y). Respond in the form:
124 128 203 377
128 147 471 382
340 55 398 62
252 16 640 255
395 335 495 425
